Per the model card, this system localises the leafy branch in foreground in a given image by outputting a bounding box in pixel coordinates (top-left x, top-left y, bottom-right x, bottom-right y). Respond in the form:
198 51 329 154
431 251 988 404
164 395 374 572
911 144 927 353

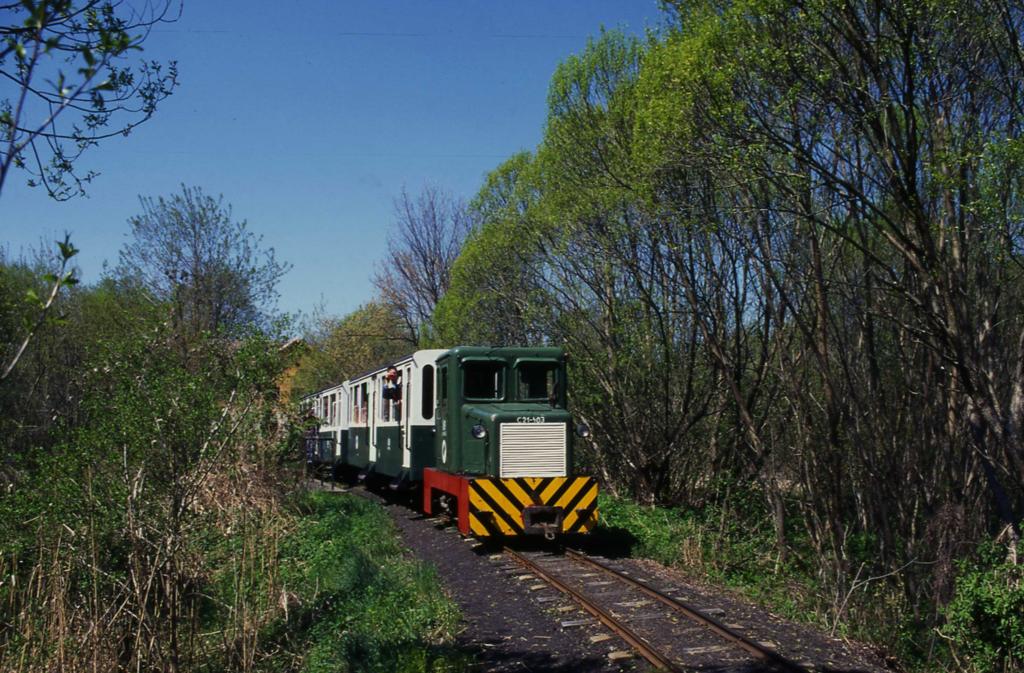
0 0 180 200
0 234 78 382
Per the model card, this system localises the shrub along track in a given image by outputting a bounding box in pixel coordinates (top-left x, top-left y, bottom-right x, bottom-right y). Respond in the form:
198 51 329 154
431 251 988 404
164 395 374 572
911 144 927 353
311 479 888 672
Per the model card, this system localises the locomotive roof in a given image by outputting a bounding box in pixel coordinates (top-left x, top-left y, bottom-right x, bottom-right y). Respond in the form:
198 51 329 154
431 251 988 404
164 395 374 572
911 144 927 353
441 345 565 361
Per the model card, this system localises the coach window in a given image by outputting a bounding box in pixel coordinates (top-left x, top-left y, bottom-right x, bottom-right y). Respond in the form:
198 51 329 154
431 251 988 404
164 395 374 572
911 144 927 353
517 362 559 404
359 383 368 424
421 365 434 419
464 361 505 401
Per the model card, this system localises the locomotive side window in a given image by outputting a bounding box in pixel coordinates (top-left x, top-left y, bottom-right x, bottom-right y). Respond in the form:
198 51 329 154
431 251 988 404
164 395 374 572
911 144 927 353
517 362 558 403
422 365 434 419
464 361 505 401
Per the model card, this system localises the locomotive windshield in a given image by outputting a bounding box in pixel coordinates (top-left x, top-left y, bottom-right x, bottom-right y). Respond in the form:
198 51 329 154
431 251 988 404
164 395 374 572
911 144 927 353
516 362 559 403
463 361 505 400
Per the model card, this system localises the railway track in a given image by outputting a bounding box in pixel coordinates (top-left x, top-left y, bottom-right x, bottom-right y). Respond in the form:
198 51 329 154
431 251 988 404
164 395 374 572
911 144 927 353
311 478 871 671
505 546 809 672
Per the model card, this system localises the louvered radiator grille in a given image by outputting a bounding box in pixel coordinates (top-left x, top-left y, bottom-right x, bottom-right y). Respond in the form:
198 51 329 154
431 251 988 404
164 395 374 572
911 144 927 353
499 423 567 478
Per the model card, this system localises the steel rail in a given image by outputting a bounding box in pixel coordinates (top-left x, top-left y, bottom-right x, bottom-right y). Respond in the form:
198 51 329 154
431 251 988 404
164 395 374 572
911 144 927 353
564 548 808 673
504 547 682 673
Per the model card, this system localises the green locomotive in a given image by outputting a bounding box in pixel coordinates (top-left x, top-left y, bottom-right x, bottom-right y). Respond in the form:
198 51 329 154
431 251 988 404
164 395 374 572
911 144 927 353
303 346 597 538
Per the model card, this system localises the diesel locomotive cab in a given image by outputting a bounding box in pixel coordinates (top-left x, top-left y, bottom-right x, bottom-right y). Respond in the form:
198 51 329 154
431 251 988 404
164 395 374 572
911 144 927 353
425 347 598 538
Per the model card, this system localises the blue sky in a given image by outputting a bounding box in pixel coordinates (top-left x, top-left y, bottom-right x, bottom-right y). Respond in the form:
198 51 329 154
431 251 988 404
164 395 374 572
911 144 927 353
1 1 664 321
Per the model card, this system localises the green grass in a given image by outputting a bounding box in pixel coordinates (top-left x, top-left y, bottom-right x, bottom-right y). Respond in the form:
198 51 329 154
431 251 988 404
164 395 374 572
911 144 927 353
227 491 471 673
597 492 793 587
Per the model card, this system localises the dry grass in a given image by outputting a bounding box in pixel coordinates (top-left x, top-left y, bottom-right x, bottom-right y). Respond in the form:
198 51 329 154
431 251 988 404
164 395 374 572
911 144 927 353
0 400 300 673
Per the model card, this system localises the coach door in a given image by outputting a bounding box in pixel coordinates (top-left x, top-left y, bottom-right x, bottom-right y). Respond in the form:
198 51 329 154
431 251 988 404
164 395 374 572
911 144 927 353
437 363 449 470
402 364 412 468
368 376 378 463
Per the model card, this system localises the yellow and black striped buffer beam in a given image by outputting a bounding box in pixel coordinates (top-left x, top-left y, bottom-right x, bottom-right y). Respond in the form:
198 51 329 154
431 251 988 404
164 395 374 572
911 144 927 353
467 476 598 536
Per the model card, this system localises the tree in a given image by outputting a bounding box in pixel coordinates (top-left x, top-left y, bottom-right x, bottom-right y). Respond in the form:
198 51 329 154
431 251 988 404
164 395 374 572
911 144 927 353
654 0 1024 557
425 2 1024 662
0 0 179 200
0 1 177 384
625 0 1024 639
373 185 471 345
435 32 724 505
292 301 410 396
431 153 543 348
1 249 158 488
116 185 289 340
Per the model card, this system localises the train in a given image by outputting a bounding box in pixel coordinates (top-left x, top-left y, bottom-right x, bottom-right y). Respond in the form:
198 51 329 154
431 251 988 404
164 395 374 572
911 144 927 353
301 346 598 539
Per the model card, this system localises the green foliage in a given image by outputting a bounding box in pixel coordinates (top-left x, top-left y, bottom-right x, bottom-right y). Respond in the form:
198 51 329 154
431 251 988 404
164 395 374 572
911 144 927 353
430 154 544 347
1 262 467 672
632 13 716 169
0 248 151 463
598 487 785 582
257 492 466 673
543 29 645 197
0 256 45 357
942 550 1024 672
293 301 411 396
0 267 293 670
429 3 1024 670
598 494 699 566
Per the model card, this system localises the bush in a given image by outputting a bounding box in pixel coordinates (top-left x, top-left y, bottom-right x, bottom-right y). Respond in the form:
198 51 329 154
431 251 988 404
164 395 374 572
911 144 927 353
942 549 1024 673
596 491 910 647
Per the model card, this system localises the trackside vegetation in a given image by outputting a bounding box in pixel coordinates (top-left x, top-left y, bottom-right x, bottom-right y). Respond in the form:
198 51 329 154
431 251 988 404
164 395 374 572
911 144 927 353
599 485 1024 670
598 493 914 653
0 191 465 671
250 491 465 673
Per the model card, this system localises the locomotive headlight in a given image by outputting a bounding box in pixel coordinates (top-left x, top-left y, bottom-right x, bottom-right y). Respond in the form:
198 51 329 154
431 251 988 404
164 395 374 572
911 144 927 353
471 424 487 439
575 423 591 438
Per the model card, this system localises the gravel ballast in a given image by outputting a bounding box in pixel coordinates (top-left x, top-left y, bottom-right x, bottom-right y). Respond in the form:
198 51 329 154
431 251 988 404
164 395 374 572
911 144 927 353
382 500 628 672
